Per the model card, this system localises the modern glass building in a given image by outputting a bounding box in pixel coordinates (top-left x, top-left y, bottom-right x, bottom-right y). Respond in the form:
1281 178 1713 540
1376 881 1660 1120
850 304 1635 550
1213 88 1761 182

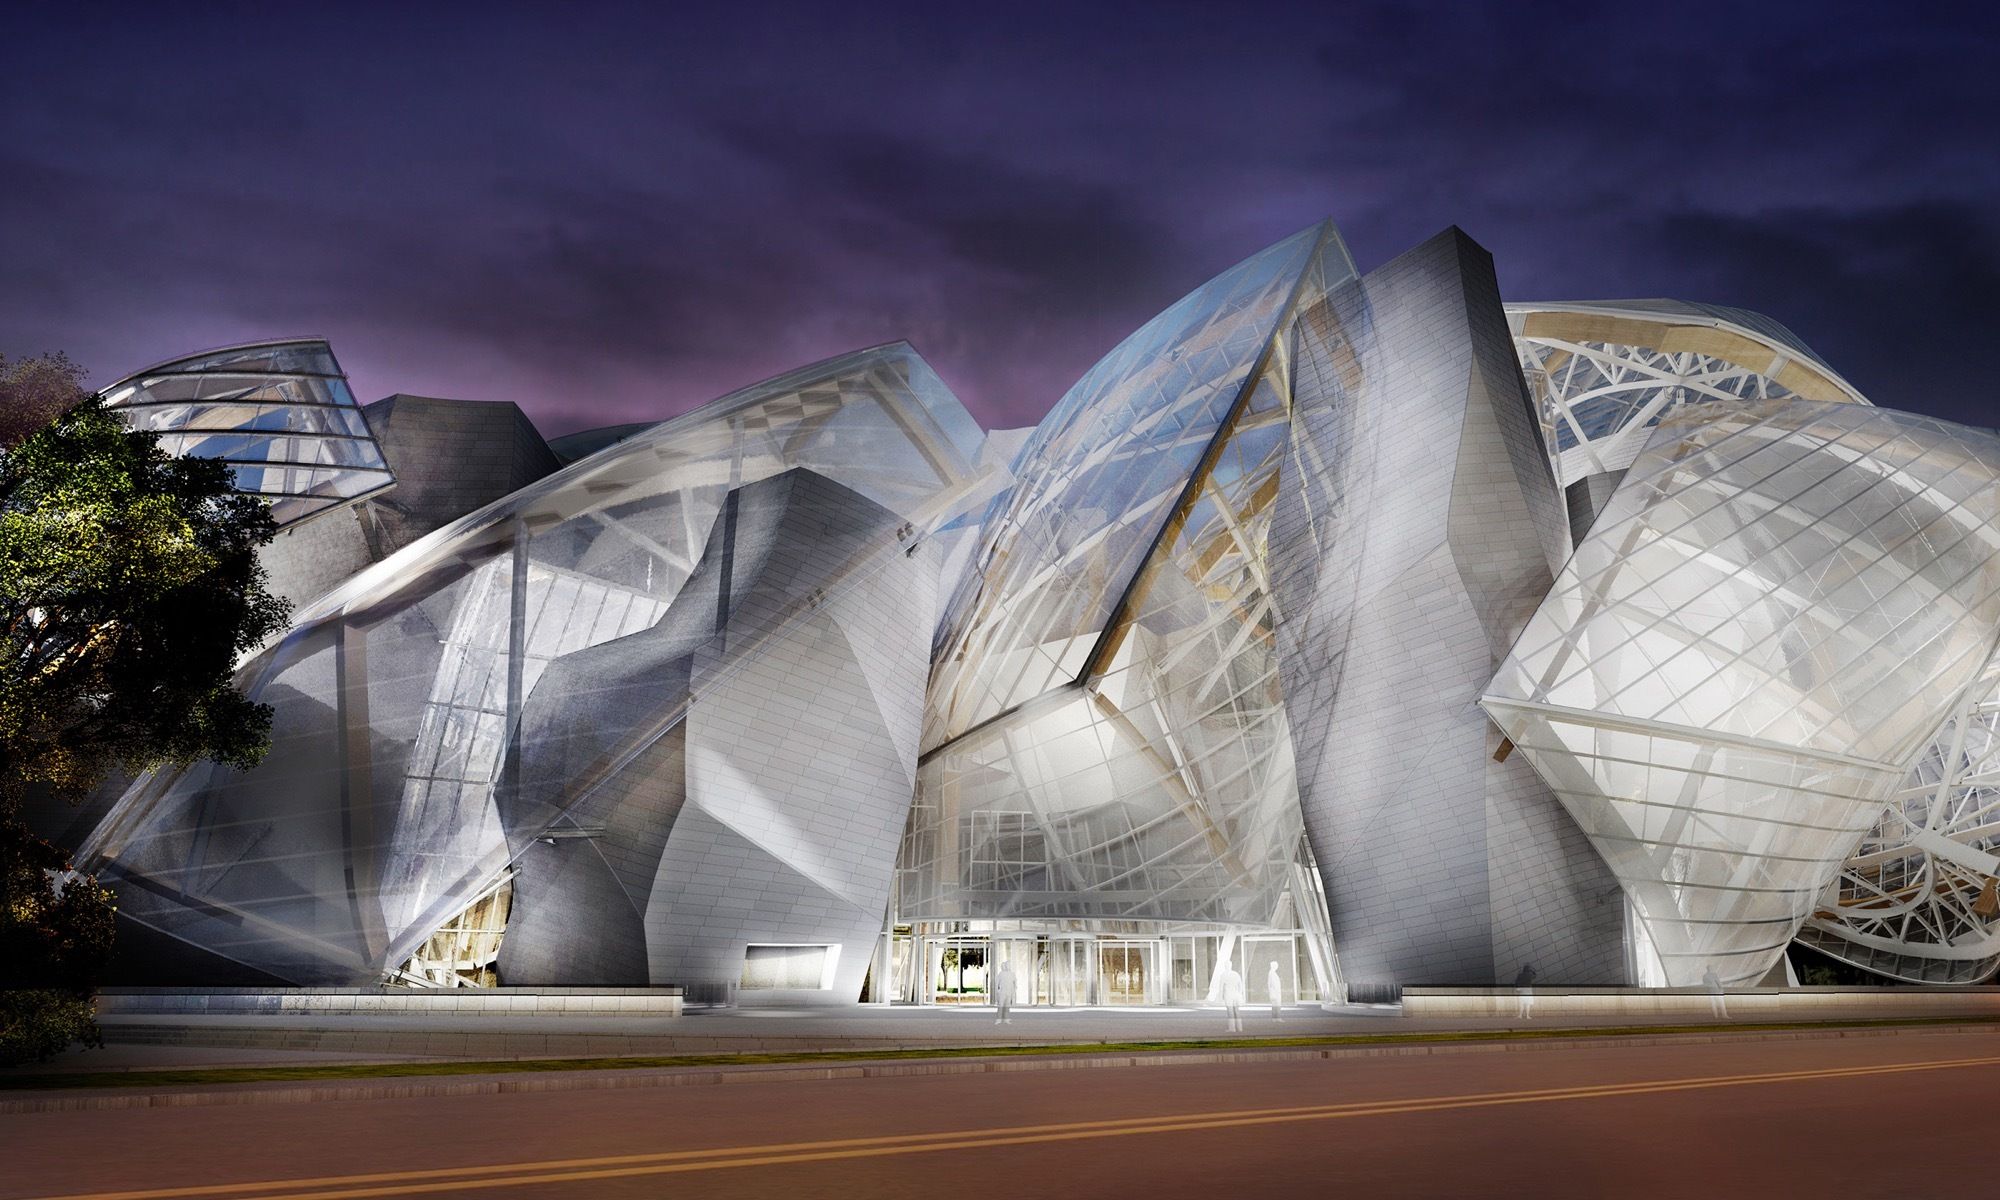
76 218 2000 1002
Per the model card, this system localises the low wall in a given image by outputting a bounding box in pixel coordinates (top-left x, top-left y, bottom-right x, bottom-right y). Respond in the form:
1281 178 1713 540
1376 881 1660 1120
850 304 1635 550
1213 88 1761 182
96 987 684 1018
1404 986 2000 1022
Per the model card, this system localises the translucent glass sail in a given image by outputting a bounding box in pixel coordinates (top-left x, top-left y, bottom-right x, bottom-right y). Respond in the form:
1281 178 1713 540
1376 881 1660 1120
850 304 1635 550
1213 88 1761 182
1483 399 2000 985
924 223 1355 745
900 224 1355 931
99 339 394 524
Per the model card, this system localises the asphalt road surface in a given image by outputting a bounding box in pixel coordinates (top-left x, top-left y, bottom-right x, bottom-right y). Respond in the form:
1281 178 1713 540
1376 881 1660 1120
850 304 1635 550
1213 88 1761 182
7 1027 2000 1199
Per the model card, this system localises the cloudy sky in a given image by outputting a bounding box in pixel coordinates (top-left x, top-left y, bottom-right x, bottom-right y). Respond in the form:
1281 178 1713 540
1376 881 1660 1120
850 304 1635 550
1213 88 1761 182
3 1 1995 435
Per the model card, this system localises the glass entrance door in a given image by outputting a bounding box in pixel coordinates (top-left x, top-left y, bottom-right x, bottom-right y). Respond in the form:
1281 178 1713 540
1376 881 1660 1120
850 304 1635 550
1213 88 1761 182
1046 938 1093 1006
926 939 988 1004
1098 942 1153 1005
990 937 1035 1010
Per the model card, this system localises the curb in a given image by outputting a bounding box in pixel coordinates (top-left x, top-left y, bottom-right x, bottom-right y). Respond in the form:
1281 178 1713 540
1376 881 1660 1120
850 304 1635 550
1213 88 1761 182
7 1021 1998 1115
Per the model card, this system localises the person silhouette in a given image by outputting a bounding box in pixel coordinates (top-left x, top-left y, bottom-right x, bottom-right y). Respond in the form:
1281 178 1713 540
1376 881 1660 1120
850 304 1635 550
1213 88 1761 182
1512 963 1538 1020
1266 961 1284 1021
1702 965 1727 1020
993 958 1016 1025
1218 960 1246 1033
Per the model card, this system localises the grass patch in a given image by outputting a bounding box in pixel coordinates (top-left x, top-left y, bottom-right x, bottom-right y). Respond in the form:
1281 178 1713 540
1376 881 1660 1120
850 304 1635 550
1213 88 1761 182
5 1015 1998 1093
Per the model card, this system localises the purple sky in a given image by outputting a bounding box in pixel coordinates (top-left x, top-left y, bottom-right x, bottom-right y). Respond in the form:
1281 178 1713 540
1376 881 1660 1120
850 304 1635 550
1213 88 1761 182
4 1 1996 436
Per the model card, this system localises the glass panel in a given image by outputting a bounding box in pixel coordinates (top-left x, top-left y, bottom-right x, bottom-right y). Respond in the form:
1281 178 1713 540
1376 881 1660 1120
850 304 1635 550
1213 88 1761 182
98 340 389 527
926 222 1355 742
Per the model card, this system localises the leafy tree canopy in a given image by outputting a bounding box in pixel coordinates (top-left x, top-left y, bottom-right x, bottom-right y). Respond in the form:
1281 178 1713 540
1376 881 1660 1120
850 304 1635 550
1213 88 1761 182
0 351 87 452
1 372 291 805
0 817 116 1062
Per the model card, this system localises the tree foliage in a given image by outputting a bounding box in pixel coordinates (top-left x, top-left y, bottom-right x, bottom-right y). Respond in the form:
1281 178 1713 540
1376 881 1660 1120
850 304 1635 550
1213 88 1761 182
1 394 292 805
1 368 293 1063
0 352 87 452
0 821 115 1063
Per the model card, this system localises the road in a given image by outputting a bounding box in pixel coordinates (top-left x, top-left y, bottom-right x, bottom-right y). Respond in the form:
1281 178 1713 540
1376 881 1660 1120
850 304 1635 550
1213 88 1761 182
6 1026 2000 1199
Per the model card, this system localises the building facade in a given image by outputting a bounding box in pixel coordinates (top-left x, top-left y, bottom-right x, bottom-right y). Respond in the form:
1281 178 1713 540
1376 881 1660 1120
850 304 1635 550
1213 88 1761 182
75 218 2000 1001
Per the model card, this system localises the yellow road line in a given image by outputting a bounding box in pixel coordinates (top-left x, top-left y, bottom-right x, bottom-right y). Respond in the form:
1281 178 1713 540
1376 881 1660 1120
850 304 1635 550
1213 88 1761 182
25 1052 2000 1200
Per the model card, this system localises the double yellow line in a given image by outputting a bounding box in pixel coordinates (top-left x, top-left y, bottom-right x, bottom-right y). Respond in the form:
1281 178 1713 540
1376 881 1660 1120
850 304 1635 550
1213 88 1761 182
27 1052 2000 1200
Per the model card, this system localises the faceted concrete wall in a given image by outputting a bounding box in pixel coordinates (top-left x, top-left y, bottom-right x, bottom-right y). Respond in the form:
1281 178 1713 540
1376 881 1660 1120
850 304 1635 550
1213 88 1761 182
259 503 380 611
1270 228 1626 989
258 394 562 612
496 469 939 1001
360 394 562 557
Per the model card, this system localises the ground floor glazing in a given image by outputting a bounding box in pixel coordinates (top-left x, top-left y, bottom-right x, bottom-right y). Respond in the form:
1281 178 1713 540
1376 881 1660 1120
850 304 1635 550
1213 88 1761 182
868 924 1339 1007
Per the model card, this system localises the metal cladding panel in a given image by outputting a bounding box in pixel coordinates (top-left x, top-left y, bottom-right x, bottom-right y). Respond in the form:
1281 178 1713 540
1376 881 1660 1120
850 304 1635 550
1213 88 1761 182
357 395 563 557
1484 400 2000 985
490 469 938 997
644 474 939 999
81 346 987 986
1269 227 1624 988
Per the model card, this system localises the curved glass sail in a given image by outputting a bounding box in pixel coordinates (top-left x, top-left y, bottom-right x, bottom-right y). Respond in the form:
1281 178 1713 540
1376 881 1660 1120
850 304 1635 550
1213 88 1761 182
924 222 1354 746
901 223 1356 933
1484 400 2000 985
100 339 394 524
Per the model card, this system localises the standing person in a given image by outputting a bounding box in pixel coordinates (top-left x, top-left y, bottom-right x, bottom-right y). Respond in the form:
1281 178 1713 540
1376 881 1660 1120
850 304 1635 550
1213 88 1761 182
993 958 1016 1025
1219 959 1246 1033
1703 965 1728 1020
1266 961 1284 1021
1512 963 1538 1020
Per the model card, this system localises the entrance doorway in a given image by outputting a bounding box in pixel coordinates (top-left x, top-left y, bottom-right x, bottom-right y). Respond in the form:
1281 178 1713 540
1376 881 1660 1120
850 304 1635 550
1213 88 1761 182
1098 941 1154 1005
927 939 987 1004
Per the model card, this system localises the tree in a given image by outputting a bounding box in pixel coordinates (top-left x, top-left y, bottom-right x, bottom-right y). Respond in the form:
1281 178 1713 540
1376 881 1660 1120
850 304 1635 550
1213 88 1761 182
1 366 290 1062
1 392 291 805
0 823 116 1063
0 352 87 452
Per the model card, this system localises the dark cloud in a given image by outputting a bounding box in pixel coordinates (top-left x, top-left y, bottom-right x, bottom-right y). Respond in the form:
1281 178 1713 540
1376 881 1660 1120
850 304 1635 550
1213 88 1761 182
1 0 1996 437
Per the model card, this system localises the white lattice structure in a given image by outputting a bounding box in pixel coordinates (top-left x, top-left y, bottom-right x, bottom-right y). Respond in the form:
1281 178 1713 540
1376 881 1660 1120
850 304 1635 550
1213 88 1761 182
1506 301 1870 489
1798 649 2000 983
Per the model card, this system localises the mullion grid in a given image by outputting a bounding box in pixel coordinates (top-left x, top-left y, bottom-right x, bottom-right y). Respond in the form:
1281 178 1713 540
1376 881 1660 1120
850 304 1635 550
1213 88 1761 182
1540 411 1979 731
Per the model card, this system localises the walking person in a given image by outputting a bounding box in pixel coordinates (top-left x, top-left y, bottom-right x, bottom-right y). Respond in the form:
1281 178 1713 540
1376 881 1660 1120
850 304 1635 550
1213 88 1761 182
1512 963 1538 1020
1702 965 1728 1020
1218 959 1246 1033
1266 960 1284 1021
993 958 1016 1025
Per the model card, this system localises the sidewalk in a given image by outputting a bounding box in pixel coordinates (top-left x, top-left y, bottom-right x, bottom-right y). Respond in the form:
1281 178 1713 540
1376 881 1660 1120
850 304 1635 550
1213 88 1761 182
70 1003 1394 1067
8 1009 2000 1116
13 987 2000 1074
